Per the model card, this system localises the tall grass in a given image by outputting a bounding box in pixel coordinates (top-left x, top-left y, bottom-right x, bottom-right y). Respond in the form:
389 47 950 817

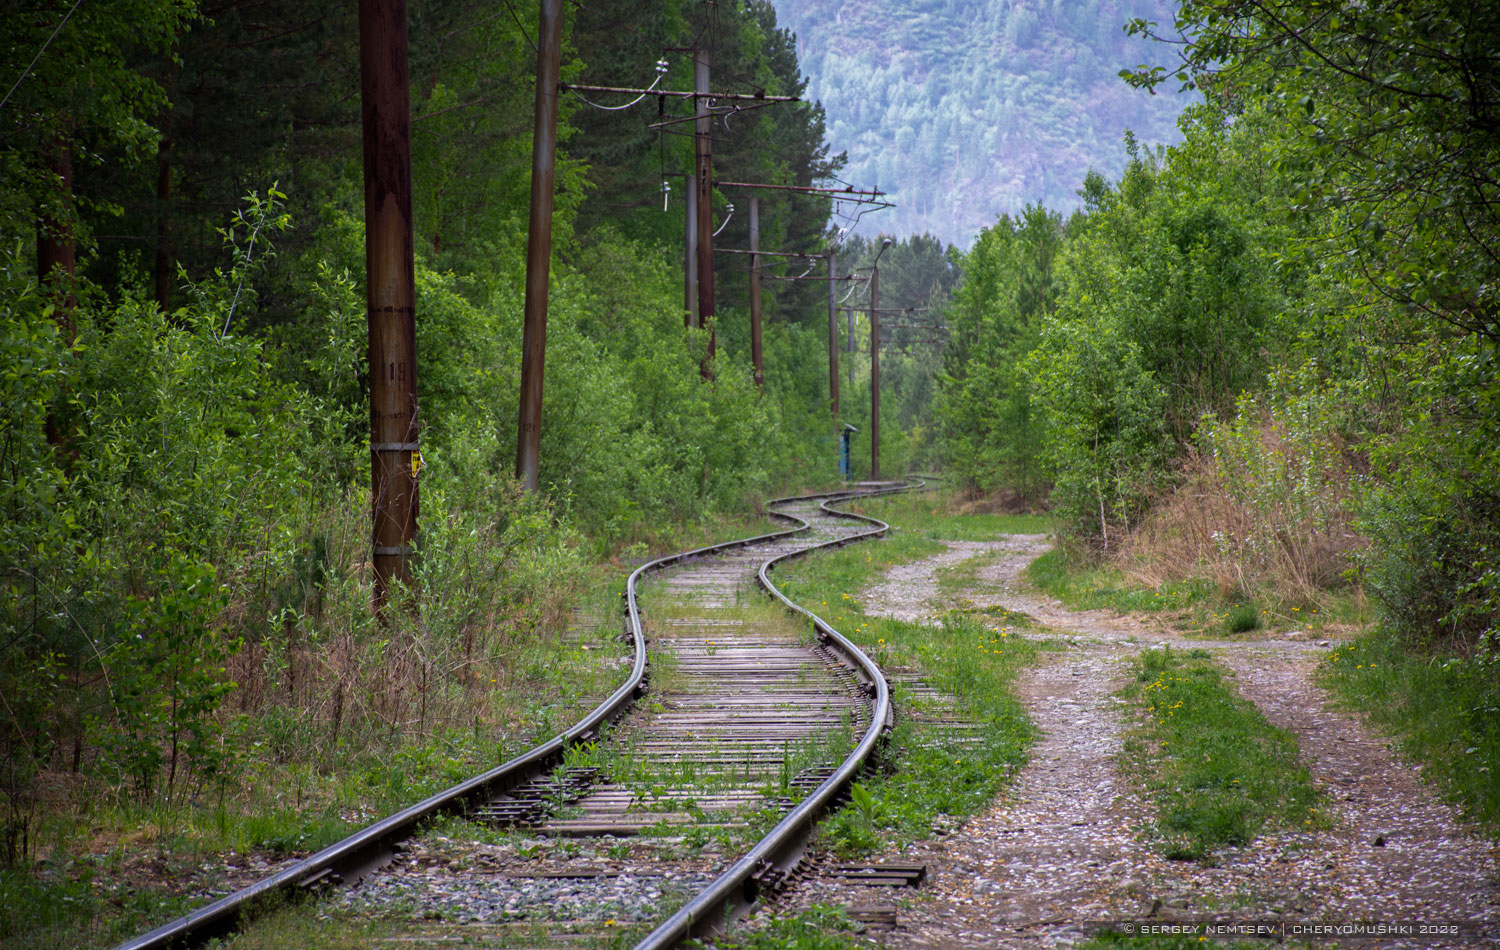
1119 409 1365 611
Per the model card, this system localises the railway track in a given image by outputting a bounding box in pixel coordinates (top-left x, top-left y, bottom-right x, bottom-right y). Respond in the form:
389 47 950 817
117 480 921 950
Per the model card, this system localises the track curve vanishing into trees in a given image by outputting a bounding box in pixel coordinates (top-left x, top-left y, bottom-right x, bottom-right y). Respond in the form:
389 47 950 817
117 480 922 950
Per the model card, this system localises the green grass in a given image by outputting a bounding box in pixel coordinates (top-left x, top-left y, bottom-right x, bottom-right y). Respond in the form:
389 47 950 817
0 861 204 950
1224 602 1261 633
1318 632 1500 834
771 496 1044 857
709 905 863 949
1122 647 1323 861
1026 546 1211 615
847 489 1055 541
1025 546 1362 637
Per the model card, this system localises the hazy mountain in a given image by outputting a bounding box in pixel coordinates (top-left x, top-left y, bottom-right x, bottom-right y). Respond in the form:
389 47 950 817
772 0 1196 246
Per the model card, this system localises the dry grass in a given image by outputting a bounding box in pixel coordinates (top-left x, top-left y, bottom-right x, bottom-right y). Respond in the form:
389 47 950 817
1118 415 1367 609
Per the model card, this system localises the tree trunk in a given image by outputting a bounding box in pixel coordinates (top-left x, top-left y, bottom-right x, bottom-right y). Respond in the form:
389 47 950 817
38 134 77 456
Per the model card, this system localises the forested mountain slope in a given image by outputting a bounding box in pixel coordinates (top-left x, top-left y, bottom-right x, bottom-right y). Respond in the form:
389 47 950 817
774 0 1194 245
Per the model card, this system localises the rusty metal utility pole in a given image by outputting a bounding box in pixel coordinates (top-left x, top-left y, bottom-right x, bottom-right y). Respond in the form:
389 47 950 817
684 178 698 326
516 0 564 494
693 49 715 376
748 197 763 388
870 238 892 481
827 250 839 417
359 0 419 614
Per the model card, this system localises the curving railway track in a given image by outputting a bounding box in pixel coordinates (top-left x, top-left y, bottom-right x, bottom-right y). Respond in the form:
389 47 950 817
117 480 921 950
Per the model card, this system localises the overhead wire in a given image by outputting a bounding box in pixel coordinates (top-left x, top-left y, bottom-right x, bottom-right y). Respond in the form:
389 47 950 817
0 0 84 114
567 0 888 272
568 59 669 110
497 0 539 55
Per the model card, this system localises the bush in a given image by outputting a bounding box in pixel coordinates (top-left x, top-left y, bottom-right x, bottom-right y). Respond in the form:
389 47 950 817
1117 385 1365 606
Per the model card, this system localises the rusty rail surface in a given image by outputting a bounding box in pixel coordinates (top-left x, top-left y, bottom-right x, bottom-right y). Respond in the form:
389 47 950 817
114 481 919 950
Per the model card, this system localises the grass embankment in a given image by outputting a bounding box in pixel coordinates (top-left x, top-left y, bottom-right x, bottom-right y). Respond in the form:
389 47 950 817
1319 634 1500 833
1122 647 1322 861
1026 545 1364 637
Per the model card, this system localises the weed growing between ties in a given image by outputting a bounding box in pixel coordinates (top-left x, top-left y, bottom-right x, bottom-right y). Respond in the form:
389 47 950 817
709 904 864 949
562 577 876 851
1318 633 1500 833
1121 647 1323 861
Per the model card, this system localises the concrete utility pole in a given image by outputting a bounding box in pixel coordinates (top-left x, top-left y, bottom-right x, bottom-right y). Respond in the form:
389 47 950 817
516 0 563 494
693 49 715 377
359 0 419 614
870 238 892 481
684 178 698 327
827 250 839 417
748 197 763 388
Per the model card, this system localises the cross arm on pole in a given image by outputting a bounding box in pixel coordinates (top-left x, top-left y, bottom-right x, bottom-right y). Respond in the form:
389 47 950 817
561 83 799 102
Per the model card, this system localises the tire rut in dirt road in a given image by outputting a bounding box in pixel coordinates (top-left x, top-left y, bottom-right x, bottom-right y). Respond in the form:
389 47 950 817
1218 652 1500 928
892 644 1151 948
797 537 1500 948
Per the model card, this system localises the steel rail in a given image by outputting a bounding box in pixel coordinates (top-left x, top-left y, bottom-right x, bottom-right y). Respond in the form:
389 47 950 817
633 479 923 949
112 485 900 950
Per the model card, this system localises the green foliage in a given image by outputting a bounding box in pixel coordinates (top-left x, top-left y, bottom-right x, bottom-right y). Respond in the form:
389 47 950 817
935 206 1060 497
1125 0 1500 342
1024 310 1169 542
1126 647 1321 861
95 553 234 799
1112 0 1500 660
1354 331 1500 650
0 0 194 214
1223 603 1259 634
